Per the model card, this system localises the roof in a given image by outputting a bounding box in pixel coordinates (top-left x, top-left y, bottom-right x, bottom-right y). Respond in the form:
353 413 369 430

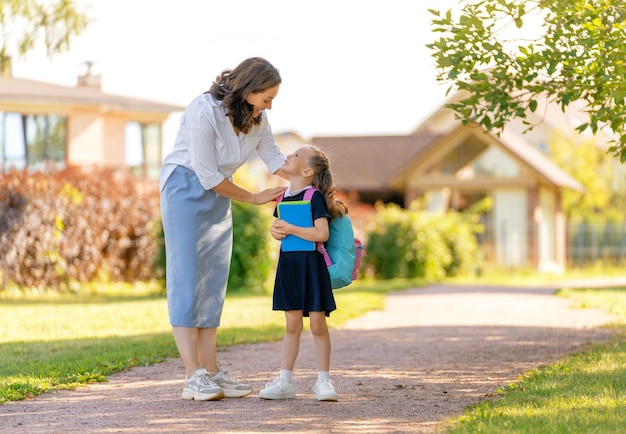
312 134 441 191
496 129 584 192
313 125 583 194
0 76 184 114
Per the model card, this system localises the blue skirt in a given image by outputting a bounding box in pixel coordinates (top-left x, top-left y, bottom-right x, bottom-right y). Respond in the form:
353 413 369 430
160 166 232 327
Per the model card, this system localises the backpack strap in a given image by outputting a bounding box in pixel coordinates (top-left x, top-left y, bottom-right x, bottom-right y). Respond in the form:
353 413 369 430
277 187 316 203
302 187 317 201
301 188 333 266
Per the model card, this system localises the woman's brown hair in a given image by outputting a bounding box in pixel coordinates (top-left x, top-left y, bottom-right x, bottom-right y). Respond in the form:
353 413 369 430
305 145 348 220
206 57 281 134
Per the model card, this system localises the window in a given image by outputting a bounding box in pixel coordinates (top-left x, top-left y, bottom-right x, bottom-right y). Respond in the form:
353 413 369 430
427 139 519 179
125 122 162 179
1 112 67 171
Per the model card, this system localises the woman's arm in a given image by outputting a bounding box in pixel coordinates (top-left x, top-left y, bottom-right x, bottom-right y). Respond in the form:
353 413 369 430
213 178 285 205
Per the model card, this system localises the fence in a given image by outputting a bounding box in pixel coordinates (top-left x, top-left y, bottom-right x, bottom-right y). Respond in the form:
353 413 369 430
476 220 626 269
567 222 626 268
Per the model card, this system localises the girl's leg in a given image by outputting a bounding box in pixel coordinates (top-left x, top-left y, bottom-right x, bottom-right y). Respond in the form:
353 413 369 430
309 312 331 372
259 311 302 400
309 312 338 401
281 310 304 371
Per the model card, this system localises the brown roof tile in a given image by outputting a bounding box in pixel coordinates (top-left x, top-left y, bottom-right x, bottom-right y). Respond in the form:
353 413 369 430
312 134 441 191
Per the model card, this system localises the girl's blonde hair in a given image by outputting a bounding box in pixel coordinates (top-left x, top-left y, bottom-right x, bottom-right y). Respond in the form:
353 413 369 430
305 145 348 219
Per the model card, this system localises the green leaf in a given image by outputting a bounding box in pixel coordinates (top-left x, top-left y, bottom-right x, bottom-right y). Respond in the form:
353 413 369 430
612 90 626 102
428 8 441 17
427 0 626 161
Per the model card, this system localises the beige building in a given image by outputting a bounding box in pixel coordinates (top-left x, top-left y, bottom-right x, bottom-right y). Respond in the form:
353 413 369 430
0 69 183 179
311 93 614 273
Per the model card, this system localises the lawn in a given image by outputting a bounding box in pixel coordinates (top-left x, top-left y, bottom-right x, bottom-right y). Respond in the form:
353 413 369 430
3 275 626 434
0 278 415 404
442 285 626 433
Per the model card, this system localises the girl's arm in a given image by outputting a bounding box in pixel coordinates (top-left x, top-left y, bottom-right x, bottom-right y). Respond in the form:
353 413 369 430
271 217 329 242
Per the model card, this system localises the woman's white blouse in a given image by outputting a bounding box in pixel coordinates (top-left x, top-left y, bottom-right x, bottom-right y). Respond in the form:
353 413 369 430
159 93 286 191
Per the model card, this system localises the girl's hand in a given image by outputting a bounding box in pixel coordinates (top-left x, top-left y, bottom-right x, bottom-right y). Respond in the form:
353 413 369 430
271 219 288 240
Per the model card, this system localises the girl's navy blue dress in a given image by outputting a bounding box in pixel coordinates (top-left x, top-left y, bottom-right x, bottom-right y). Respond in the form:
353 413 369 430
273 189 336 317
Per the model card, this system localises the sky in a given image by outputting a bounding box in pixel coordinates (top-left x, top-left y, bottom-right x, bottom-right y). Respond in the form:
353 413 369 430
12 0 461 150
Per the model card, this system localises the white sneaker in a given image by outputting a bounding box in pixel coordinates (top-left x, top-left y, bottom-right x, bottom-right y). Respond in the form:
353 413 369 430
258 377 296 400
181 368 224 401
211 368 253 398
314 378 338 401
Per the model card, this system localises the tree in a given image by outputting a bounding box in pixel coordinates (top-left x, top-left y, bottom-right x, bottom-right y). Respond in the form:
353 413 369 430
427 1 626 162
0 0 90 75
547 130 625 221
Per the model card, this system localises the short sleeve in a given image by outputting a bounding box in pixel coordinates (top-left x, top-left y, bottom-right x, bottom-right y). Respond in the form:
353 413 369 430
311 191 331 221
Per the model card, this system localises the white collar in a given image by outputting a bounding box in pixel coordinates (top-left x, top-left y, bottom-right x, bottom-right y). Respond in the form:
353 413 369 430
284 185 314 198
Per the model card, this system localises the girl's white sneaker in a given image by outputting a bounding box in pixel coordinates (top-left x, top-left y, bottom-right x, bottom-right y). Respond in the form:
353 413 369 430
259 377 296 400
314 378 338 401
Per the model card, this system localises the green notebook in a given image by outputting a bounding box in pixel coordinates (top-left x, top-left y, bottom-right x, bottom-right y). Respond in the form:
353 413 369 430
277 200 315 251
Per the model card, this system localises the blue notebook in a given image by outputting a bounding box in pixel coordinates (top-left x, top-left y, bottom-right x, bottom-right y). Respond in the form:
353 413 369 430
277 200 315 251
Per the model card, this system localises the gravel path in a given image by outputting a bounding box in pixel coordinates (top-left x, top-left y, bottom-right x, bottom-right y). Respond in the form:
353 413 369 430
0 282 620 433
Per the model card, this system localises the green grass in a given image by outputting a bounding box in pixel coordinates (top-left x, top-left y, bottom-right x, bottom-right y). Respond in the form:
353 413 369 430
5 274 626 434
443 285 626 434
0 278 424 404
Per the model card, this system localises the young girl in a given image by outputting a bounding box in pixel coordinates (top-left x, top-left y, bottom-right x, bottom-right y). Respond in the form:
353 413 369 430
259 145 347 402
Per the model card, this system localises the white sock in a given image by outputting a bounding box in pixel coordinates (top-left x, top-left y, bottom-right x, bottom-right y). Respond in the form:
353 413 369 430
279 369 293 382
318 371 330 381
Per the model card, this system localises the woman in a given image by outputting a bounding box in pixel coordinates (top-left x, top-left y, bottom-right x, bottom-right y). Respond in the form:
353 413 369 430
159 57 286 401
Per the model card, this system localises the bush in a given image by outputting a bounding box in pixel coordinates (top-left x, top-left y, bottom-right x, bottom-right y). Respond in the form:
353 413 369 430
227 201 274 294
0 167 161 290
364 202 483 279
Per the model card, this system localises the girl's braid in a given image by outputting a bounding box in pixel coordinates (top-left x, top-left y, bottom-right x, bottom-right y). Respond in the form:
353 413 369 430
306 145 348 219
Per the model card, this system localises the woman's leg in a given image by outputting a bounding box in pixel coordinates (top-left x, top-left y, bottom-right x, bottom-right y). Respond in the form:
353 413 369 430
172 326 200 377
309 312 331 372
197 327 219 373
281 310 304 371
172 326 219 377
173 326 224 400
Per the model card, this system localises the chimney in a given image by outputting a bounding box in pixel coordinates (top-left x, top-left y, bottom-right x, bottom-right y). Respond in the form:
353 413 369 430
77 60 101 89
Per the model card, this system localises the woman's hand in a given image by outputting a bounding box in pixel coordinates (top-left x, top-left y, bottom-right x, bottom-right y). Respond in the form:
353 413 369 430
212 179 285 204
252 187 286 205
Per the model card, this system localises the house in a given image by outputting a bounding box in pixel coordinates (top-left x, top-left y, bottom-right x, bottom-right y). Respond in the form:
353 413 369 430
0 67 183 179
311 93 606 273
